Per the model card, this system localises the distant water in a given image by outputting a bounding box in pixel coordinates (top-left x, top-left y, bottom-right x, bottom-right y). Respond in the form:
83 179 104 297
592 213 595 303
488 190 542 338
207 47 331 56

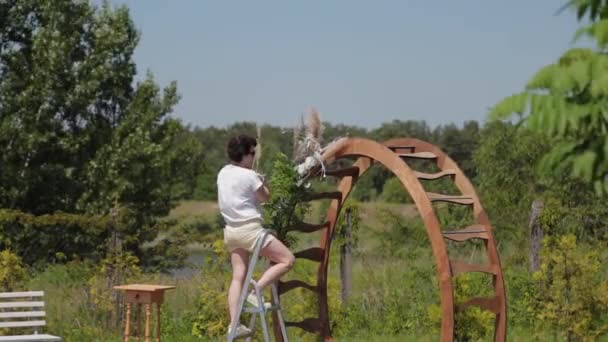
170 252 205 278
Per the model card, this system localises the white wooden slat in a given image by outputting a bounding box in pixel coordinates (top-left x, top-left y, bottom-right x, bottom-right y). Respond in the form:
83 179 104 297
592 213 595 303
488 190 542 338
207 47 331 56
0 311 46 319
0 292 43 298
0 334 60 341
0 320 46 328
0 302 44 309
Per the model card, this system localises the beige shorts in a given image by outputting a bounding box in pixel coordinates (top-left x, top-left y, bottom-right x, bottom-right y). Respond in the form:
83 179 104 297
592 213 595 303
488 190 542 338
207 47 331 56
224 220 275 252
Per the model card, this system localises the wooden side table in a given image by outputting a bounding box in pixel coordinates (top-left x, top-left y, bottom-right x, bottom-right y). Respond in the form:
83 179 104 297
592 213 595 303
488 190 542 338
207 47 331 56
114 284 176 342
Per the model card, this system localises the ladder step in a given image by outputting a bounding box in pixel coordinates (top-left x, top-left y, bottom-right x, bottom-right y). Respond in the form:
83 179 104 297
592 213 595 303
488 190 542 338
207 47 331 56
443 225 488 241
450 261 499 277
398 152 437 159
244 305 281 313
294 247 324 262
288 221 330 233
304 191 343 202
414 169 456 180
285 318 322 333
279 280 317 295
324 166 360 178
426 192 474 205
457 296 501 314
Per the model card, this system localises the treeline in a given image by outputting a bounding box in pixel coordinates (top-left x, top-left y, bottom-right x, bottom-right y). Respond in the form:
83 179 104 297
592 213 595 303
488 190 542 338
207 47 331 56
189 119 481 201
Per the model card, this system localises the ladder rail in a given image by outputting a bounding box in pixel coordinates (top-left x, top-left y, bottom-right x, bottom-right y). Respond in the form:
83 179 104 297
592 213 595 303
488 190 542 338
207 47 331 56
271 280 288 341
228 230 288 342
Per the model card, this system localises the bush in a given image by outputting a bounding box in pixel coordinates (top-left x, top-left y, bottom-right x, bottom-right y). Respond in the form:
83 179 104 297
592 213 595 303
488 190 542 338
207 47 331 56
428 273 494 341
0 209 109 265
0 250 27 291
191 240 231 338
380 177 411 203
263 153 311 245
530 234 608 340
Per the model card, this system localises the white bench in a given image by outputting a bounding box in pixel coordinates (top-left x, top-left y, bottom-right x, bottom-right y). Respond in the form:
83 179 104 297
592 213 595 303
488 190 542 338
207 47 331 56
0 291 61 341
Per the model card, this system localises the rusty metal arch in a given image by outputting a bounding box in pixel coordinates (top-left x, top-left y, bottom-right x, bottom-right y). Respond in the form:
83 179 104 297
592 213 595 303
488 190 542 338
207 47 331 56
275 137 506 342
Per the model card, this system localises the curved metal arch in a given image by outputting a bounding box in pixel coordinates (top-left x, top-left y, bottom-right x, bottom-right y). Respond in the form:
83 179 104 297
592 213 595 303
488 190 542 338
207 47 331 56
277 137 506 342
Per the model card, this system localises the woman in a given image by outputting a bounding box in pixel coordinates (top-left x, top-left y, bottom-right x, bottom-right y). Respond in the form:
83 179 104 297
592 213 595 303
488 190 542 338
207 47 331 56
217 134 296 338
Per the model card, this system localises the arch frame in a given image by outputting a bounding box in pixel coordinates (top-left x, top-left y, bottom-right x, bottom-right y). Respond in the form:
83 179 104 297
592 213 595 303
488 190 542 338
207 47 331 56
276 137 507 342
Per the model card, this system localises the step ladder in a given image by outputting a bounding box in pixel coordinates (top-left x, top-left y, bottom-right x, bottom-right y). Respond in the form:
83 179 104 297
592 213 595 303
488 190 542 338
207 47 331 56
227 230 289 342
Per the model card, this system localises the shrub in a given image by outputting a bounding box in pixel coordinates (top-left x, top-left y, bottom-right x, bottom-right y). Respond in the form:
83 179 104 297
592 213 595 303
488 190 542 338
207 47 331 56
0 250 27 291
530 234 608 340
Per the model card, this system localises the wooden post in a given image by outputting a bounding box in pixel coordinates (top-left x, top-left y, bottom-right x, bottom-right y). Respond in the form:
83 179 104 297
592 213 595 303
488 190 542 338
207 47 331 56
114 284 175 342
123 303 131 342
340 207 353 303
529 199 544 272
156 304 161 342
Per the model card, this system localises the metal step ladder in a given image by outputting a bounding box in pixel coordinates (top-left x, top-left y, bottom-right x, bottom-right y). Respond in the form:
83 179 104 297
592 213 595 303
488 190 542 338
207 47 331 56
227 230 289 342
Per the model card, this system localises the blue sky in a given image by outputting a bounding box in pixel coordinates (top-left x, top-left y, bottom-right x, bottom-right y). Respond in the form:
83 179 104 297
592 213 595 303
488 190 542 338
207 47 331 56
107 1 581 129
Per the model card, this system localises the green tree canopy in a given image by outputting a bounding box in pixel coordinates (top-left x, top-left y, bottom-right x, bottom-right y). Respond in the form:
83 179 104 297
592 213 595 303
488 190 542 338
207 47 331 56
490 1 608 194
0 0 201 263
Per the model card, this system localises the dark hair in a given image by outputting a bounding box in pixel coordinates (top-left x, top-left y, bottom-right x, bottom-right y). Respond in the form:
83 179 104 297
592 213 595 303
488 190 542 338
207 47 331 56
227 134 257 162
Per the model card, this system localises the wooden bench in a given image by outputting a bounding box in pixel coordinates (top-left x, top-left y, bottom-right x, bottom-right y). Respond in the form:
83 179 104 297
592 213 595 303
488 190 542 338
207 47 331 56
0 291 61 341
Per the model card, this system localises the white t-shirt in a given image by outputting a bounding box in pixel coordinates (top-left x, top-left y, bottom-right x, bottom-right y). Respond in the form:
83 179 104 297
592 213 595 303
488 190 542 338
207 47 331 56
217 164 264 226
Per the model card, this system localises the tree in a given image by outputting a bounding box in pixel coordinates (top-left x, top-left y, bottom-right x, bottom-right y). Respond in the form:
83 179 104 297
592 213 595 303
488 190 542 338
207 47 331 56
0 0 201 263
490 1 608 195
473 122 550 237
474 121 608 248
0 0 139 213
434 121 480 179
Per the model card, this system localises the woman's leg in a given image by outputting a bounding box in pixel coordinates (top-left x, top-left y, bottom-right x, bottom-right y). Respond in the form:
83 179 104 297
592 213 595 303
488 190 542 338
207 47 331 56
256 238 295 289
228 248 249 326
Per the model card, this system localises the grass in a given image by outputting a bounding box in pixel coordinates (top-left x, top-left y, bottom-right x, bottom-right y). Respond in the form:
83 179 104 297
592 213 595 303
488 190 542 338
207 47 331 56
15 200 606 341
168 200 219 219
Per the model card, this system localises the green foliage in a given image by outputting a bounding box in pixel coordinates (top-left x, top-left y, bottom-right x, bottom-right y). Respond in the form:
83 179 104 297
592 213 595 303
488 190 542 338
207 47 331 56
0 0 202 266
530 233 608 340
502 266 536 329
474 121 608 242
350 173 378 201
0 250 27 291
0 0 139 213
490 2 608 195
427 274 494 341
0 209 109 265
188 119 483 203
331 251 439 338
87 252 142 322
142 215 221 272
334 202 362 248
263 153 311 245
191 240 230 338
377 209 427 256
434 121 481 179
380 177 411 203
473 122 550 237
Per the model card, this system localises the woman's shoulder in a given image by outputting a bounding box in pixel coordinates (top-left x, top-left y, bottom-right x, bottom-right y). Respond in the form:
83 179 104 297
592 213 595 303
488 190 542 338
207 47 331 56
218 164 256 177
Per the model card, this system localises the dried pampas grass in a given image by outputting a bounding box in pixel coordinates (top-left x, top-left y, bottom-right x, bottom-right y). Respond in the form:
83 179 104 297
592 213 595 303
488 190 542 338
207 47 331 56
253 125 262 171
293 107 326 178
293 107 324 163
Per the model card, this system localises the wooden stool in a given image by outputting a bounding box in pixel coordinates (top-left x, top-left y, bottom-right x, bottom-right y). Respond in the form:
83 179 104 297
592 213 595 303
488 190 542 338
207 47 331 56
114 284 176 342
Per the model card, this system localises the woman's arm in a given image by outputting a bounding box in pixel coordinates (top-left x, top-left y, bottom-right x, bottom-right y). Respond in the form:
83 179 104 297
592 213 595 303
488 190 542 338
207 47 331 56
255 174 270 203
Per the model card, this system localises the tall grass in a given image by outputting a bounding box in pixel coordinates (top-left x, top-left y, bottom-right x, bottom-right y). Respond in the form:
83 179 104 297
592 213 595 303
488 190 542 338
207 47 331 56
17 200 581 341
